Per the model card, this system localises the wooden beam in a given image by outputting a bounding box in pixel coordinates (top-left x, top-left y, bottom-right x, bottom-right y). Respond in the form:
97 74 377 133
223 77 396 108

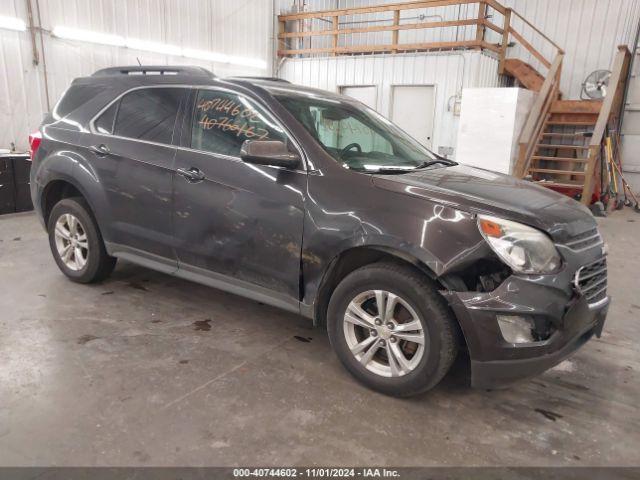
509 27 551 69
392 10 400 53
583 46 632 205
278 19 286 56
480 41 502 53
498 8 511 74
589 46 631 148
515 53 563 177
279 40 484 57
483 19 504 35
278 0 483 21
580 147 600 205
550 100 602 114
475 2 487 49
485 0 507 14
278 18 482 39
332 16 338 56
509 7 563 53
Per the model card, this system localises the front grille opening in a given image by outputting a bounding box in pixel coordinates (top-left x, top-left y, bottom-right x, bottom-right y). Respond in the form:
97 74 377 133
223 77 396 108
575 257 607 305
563 227 603 252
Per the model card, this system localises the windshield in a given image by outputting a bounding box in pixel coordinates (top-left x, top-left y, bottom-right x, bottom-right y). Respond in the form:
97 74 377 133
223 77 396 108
275 93 444 172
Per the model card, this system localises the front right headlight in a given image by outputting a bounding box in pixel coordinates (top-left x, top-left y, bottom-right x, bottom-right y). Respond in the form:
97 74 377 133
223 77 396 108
477 214 561 274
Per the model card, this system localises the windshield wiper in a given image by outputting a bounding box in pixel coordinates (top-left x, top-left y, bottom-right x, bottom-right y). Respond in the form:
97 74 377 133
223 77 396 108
349 166 414 174
416 157 458 168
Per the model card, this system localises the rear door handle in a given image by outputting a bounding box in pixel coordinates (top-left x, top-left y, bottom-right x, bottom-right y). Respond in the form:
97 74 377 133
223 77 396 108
89 144 112 157
177 167 205 183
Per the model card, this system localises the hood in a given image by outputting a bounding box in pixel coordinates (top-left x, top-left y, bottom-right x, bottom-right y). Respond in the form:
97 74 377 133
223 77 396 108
372 164 596 242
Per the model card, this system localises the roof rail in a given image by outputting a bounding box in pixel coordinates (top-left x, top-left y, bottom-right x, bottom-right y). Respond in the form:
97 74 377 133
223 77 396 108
92 66 215 78
228 76 291 83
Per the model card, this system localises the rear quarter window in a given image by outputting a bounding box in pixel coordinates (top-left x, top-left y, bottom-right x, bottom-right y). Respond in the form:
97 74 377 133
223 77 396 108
94 101 118 134
54 84 106 119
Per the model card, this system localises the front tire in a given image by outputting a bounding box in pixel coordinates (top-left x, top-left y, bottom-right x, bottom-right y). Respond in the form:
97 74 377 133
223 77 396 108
327 262 458 397
47 197 116 283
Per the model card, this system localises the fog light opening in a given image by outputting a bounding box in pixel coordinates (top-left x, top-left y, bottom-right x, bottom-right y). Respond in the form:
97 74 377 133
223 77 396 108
497 315 536 344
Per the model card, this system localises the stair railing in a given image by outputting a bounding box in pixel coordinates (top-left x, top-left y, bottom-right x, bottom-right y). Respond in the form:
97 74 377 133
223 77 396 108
277 1 507 57
514 53 563 178
276 0 567 180
580 45 632 205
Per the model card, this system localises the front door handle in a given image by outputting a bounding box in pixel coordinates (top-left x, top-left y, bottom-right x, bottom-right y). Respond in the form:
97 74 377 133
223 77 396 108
177 167 205 183
89 144 111 156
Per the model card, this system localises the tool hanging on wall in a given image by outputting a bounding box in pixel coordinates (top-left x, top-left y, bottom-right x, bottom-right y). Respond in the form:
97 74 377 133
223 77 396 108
611 132 640 212
602 127 640 212
604 133 624 210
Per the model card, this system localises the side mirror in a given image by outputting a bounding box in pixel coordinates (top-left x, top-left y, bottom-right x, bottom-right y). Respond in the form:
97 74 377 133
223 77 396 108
240 140 300 169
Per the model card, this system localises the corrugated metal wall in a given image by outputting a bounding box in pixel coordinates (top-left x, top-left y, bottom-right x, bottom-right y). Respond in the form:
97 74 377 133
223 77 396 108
0 0 273 151
275 0 640 158
276 0 640 98
497 0 640 99
279 50 502 153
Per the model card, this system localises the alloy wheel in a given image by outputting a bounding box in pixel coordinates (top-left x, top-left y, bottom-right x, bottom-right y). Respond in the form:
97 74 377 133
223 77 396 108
54 213 89 271
343 290 427 377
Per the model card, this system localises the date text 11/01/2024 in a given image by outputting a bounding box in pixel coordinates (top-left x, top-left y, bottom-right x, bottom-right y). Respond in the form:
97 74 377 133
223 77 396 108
232 468 400 478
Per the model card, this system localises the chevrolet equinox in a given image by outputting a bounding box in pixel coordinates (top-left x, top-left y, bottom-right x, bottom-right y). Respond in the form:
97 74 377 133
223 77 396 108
30 66 609 396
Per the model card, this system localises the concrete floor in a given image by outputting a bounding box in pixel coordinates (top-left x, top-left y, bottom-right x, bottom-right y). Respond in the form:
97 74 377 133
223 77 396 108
0 210 639 467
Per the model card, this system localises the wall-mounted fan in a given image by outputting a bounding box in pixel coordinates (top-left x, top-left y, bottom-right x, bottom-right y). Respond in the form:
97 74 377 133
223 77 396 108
581 69 612 100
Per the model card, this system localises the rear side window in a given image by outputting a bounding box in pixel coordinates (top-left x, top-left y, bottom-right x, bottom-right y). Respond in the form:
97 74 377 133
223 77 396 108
191 89 287 157
54 84 105 118
113 88 183 144
94 102 118 134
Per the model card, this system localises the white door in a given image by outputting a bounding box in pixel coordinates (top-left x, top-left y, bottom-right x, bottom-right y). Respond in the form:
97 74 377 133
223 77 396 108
340 86 378 111
391 85 435 149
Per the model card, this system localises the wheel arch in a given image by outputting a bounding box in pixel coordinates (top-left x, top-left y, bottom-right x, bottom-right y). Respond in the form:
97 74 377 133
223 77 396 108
38 156 112 244
312 244 459 329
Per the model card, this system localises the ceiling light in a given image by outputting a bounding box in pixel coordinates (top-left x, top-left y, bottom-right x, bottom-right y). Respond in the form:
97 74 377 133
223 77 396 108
0 15 27 31
53 26 125 47
126 38 182 56
52 25 267 69
182 48 230 64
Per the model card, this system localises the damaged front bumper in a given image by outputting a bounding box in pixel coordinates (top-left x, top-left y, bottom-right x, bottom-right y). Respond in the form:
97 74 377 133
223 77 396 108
443 248 609 389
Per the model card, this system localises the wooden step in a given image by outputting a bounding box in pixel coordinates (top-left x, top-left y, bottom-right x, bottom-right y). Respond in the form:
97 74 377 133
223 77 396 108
536 144 590 149
541 132 591 138
530 168 586 175
545 121 595 126
535 181 585 188
503 58 545 92
550 100 602 114
531 156 589 162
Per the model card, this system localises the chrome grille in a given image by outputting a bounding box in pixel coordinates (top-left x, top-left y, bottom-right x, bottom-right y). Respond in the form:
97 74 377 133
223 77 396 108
574 257 608 305
563 227 603 252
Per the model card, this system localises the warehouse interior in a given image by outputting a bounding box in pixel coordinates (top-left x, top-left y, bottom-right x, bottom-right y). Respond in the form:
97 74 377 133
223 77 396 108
1 0 639 473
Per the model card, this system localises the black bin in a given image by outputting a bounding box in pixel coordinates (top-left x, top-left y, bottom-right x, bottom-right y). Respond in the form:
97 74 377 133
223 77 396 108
0 154 33 215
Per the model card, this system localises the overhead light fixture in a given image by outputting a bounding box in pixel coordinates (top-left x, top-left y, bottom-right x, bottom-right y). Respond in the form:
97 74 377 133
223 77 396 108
0 15 27 31
126 38 182 57
53 26 125 47
52 25 267 69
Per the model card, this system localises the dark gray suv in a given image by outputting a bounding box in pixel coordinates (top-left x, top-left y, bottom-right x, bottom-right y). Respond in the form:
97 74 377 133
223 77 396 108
30 66 609 396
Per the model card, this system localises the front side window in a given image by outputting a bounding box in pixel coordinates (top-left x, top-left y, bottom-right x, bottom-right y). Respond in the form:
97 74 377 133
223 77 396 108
112 88 183 144
276 93 440 173
191 89 287 157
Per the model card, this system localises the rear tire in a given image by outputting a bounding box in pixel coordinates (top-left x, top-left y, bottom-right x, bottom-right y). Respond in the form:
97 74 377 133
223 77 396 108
47 197 116 283
327 262 458 397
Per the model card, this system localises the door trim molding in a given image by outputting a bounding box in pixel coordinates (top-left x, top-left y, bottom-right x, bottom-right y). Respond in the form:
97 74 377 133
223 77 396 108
106 242 304 317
